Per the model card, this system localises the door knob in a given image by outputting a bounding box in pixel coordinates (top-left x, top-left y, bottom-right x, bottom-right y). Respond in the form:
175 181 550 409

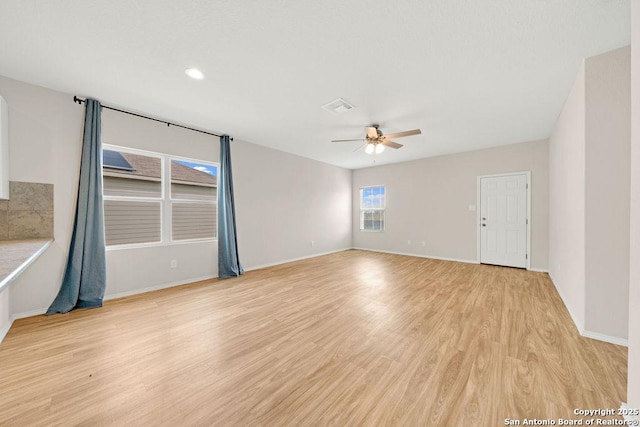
482 217 486 220
482 224 486 227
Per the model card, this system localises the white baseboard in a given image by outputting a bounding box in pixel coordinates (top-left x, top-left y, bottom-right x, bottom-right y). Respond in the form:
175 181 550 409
245 248 353 272
548 271 585 334
354 247 550 273
351 247 479 265
104 274 218 301
9 275 220 323
8 248 352 324
548 273 628 347
12 307 47 320
86 249 357 301
8 250 352 325
582 330 628 347
0 318 13 343
2 308 49 344
2 249 352 344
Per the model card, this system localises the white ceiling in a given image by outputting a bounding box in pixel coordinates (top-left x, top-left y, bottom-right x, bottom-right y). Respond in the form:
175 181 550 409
0 1 630 169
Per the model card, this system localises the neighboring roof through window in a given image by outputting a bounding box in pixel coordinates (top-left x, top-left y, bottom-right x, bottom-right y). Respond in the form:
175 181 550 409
103 149 216 187
103 149 135 171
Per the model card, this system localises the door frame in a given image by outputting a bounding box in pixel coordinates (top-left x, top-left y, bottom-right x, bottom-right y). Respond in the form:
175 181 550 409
476 171 531 270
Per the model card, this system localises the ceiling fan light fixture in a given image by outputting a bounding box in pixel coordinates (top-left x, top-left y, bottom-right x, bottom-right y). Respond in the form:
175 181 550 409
332 124 420 158
365 143 375 154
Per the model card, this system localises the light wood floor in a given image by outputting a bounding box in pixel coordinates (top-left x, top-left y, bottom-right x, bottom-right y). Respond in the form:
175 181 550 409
0 250 627 426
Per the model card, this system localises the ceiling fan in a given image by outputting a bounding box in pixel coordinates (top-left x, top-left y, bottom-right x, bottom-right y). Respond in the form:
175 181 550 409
332 124 422 155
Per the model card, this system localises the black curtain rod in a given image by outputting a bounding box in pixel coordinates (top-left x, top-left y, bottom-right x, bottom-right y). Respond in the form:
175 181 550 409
73 96 232 140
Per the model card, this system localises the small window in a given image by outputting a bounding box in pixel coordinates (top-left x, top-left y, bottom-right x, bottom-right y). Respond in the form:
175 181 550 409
360 186 385 232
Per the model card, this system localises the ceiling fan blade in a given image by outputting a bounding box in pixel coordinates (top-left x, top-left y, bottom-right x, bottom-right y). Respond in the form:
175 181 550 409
383 129 422 139
381 140 403 149
366 127 378 139
332 138 365 143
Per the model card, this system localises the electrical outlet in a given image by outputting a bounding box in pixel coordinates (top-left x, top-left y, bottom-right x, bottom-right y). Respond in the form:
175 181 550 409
421 241 426 247
170 260 177 268
407 240 411 245
310 240 315 247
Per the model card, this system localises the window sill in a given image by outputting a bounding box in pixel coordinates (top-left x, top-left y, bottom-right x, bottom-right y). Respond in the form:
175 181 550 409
106 239 217 251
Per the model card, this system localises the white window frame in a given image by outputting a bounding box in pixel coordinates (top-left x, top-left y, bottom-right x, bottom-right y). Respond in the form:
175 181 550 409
103 144 218 250
103 144 164 249
359 185 385 232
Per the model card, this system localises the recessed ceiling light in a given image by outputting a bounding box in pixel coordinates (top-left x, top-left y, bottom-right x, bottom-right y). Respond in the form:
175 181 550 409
185 68 204 80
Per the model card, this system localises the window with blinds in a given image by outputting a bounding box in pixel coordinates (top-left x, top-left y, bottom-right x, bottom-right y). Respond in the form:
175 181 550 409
104 200 161 246
360 186 385 232
103 150 162 246
170 159 217 241
102 147 218 247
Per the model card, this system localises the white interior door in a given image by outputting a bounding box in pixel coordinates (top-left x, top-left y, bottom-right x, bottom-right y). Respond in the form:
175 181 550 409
479 174 528 268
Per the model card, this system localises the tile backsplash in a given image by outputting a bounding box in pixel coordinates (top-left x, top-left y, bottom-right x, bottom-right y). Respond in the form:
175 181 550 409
0 181 53 240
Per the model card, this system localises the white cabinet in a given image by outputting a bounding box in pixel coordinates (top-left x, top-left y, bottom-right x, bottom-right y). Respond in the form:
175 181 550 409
0 96 7 200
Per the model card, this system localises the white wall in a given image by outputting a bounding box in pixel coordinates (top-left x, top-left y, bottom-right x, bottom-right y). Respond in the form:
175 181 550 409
584 47 630 339
233 141 352 270
548 63 586 332
352 139 549 270
101 108 220 298
0 75 352 316
627 0 640 411
549 47 631 344
104 107 352 290
0 76 84 315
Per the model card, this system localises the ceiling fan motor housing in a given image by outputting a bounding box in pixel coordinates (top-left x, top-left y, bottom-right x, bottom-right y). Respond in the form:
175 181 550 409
367 124 383 141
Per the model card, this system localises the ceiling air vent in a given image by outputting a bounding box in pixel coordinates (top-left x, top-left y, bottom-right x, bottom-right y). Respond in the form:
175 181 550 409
321 98 355 114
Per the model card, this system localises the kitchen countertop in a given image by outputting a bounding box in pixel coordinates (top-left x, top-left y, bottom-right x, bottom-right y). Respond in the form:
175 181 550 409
0 239 52 292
